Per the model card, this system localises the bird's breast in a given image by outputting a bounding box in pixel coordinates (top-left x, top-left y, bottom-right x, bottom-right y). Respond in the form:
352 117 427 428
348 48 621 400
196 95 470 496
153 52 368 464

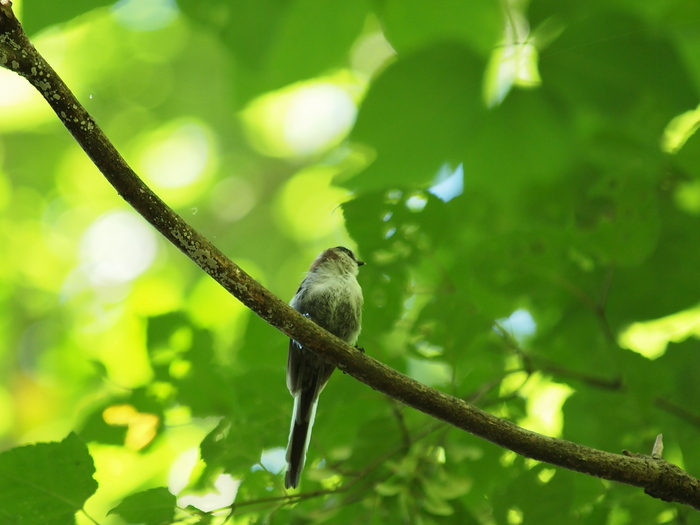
295 274 363 344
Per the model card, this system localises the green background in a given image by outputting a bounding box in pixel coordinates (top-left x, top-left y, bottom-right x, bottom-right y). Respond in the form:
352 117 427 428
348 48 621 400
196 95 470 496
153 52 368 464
1 0 700 523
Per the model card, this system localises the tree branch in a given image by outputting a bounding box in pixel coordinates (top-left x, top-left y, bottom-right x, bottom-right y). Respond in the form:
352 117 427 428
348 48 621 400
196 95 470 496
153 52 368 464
2 0 699 510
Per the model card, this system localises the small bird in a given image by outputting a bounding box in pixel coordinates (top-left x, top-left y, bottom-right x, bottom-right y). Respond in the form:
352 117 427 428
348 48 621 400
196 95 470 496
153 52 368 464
285 246 364 489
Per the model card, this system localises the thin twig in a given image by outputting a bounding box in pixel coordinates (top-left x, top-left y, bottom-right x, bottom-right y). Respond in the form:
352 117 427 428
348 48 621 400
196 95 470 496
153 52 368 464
656 398 700 430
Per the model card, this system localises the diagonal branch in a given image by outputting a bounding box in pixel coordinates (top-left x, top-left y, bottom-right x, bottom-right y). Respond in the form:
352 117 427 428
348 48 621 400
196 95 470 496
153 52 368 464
2 0 700 510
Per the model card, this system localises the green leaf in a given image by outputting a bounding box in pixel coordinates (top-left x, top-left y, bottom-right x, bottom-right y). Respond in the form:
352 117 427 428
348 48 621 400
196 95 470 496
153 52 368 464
21 0 115 35
673 125 700 180
180 0 369 103
0 433 97 525
422 492 454 516
147 314 238 418
108 487 177 525
350 43 486 190
78 398 130 446
461 88 574 193
200 418 261 476
78 388 166 450
375 481 403 496
377 0 502 56
422 472 471 500
540 11 697 135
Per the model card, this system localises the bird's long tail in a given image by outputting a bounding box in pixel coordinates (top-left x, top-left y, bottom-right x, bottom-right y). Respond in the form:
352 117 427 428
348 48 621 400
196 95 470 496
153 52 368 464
285 386 319 489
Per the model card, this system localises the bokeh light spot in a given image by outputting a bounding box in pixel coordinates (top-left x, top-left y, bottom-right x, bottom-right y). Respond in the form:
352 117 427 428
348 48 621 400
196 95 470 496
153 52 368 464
209 177 256 222
112 0 179 31
137 121 214 189
619 306 700 360
242 75 360 158
275 166 351 241
80 210 158 285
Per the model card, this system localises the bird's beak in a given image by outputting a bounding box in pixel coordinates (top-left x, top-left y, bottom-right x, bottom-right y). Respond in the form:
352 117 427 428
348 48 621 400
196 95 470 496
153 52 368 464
357 260 365 266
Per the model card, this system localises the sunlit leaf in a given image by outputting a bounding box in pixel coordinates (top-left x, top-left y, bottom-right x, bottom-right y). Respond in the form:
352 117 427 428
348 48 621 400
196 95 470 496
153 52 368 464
108 487 176 525
0 434 97 525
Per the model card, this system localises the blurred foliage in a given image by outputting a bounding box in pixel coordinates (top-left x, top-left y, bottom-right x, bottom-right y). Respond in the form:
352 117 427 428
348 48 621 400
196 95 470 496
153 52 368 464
1 0 700 523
